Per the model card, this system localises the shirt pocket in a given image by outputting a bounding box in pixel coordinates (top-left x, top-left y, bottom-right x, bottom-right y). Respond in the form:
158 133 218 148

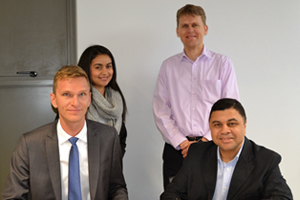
200 80 222 103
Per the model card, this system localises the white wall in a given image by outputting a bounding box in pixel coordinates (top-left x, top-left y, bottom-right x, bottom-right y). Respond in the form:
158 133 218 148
76 0 300 199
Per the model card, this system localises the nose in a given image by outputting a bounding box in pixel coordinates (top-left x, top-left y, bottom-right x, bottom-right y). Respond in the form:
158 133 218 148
71 95 79 106
100 68 108 75
221 125 230 134
187 25 193 32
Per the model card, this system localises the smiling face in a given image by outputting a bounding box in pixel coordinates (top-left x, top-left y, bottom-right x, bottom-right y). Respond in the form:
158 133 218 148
50 77 91 131
176 14 208 52
90 54 114 95
209 108 247 162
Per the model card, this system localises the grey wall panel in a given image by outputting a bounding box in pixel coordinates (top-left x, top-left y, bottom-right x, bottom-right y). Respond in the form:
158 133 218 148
0 84 56 192
0 0 76 194
0 0 76 76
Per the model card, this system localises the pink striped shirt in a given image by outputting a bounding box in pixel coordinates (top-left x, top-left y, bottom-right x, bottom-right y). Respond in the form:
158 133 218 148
153 46 239 149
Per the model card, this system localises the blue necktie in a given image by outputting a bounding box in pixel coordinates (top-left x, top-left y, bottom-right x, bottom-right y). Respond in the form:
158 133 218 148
68 137 82 200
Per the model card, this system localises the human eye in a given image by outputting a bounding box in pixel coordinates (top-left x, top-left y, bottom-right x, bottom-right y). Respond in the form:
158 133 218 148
192 23 198 27
228 122 237 127
94 64 102 70
107 64 113 69
62 93 69 97
79 92 86 96
213 123 221 127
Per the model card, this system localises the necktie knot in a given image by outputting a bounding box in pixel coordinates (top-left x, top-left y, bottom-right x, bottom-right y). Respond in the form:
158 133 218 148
69 137 78 146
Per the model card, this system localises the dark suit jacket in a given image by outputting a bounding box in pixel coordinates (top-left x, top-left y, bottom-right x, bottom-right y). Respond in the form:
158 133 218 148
161 137 293 200
2 120 128 200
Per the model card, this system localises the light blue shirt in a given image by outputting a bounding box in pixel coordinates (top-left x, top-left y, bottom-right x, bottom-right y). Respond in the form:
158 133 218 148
212 139 245 200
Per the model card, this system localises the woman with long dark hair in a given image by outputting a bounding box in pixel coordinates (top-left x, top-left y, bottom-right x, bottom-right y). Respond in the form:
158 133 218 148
78 45 127 156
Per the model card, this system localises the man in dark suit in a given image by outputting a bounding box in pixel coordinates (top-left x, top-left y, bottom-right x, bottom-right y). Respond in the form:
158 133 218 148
2 65 128 200
161 98 293 200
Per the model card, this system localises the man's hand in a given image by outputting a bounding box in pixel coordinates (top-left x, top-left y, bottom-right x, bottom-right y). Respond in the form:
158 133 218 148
179 140 197 158
180 137 209 158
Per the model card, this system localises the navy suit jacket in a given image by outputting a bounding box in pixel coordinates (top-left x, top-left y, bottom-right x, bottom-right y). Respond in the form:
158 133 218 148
161 137 292 200
2 120 128 200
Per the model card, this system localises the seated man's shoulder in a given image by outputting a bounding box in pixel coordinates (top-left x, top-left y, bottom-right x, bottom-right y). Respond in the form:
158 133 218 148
23 121 57 138
248 139 281 162
86 119 118 136
13 121 58 150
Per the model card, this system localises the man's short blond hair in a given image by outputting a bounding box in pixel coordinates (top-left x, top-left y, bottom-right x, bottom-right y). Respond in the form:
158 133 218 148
176 4 206 27
52 65 90 94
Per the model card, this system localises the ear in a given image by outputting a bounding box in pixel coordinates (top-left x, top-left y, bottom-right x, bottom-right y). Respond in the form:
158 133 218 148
204 25 208 35
50 93 57 108
244 121 247 134
176 27 179 37
88 92 92 104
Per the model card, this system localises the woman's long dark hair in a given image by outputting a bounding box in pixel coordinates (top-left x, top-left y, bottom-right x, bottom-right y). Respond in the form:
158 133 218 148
78 45 127 121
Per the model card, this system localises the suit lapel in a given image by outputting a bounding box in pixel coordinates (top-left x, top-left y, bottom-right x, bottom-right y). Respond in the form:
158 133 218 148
227 137 254 200
87 121 100 200
202 145 218 198
46 121 62 200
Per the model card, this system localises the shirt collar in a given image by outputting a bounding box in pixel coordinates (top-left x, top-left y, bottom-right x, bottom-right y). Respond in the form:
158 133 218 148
217 138 245 162
201 45 212 59
180 45 212 61
57 119 87 145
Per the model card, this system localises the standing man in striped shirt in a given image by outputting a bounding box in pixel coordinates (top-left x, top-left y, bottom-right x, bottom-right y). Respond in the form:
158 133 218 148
153 4 239 189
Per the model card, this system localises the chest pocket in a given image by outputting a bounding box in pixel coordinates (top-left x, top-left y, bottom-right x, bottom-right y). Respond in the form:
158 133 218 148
200 80 222 103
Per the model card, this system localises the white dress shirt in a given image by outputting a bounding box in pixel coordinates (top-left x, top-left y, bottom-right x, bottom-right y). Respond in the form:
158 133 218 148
57 119 90 200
